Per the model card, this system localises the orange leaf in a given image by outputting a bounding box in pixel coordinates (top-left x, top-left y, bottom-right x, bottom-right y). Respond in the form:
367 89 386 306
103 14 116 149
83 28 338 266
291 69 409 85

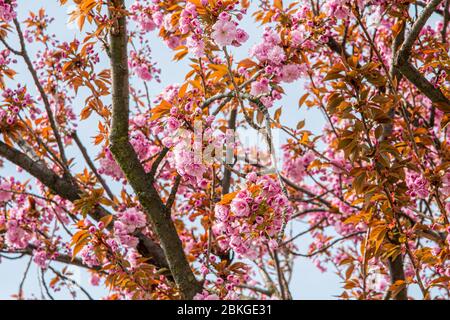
238 58 257 69
100 214 114 229
219 191 238 205
150 100 171 120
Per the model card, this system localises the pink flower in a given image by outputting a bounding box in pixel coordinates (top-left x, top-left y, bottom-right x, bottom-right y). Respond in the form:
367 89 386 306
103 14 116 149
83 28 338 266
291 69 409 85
186 36 205 57
173 142 207 182
211 173 294 260
179 16 190 34
119 207 147 231
152 12 163 27
250 42 270 62
113 207 146 249
406 171 429 199
214 204 229 221
5 220 30 249
128 51 159 81
250 78 270 96
119 234 140 248
136 65 152 81
166 117 181 133
291 29 303 46
165 36 181 49
302 150 315 166
230 198 250 217
283 152 311 182
140 15 156 31
235 29 249 44
267 46 285 65
186 162 207 180
0 181 12 202
260 96 274 108
211 20 237 47
80 244 100 267
218 12 231 21
325 0 351 19
194 290 220 300
0 0 16 22
184 2 197 16
246 172 258 183
90 274 101 286
198 178 208 189
98 148 123 180
280 64 305 83
263 29 281 45
33 250 48 269
114 220 141 248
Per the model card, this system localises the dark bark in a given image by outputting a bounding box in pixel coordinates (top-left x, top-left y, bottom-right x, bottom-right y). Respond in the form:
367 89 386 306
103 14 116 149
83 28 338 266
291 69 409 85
387 254 408 300
383 20 408 300
394 0 450 112
107 0 201 299
396 61 450 112
0 140 169 270
382 1 446 300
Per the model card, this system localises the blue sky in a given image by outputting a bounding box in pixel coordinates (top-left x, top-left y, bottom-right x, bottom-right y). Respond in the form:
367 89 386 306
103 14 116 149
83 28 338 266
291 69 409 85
0 0 345 300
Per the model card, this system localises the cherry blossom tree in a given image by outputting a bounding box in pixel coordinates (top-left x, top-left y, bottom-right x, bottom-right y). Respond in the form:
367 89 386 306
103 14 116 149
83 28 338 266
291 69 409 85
0 0 449 300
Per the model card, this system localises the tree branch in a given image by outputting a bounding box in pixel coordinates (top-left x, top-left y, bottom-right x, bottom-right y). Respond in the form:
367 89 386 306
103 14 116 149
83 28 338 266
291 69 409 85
71 131 115 201
47 265 94 300
12 18 71 172
394 0 450 112
289 232 363 257
107 0 201 299
387 254 408 300
416 0 445 16
0 140 169 271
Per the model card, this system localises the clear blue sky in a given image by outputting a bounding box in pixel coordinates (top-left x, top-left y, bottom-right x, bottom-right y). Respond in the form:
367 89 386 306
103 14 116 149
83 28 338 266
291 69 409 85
0 0 345 300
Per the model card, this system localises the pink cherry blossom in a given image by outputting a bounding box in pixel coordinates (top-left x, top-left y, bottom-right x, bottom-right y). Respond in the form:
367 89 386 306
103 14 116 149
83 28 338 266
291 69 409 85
280 64 306 83
250 78 270 96
211 20 237 47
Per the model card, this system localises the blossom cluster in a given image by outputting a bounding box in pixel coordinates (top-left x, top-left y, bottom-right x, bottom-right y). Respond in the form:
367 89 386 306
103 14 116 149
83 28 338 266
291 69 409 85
167 120 221 184
98 119 161 181
251 27 307 81
1 84 34 126
171 135 208 184
282 148 316 183
130 0 182 49
213 174 292 258
130 0 249 57
129 50 161 82
130 0 162 32
113 207 147 248
406 171 430 200
248 28 307 107
0 176 16 203
3 217 31 250
98 148 125 181
210 11 248 48
0 0 16 22
79 243 101 268
149 84 224 184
